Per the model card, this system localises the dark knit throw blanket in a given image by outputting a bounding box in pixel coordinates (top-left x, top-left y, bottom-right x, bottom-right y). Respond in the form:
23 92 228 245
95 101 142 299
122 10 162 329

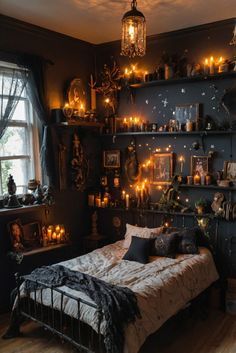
22 265 141 353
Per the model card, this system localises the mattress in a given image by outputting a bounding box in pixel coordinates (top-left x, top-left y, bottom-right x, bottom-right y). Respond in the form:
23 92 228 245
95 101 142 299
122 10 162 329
17 240 219 353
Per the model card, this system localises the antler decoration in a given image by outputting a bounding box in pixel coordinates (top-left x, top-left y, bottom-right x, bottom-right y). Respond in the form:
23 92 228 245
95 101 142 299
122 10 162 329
95 61 122 115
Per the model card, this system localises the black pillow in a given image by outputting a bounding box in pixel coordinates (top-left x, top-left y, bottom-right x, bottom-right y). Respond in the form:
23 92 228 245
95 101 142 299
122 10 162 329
177 228 199 254
123 236 151 264
152 232 178 258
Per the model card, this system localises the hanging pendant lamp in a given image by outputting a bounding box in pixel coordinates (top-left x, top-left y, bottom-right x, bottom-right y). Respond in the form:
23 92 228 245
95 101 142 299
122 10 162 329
121 0 146 58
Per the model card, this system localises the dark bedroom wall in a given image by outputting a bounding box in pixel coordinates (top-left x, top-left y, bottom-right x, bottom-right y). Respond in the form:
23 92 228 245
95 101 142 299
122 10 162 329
96 18 236 277
0 14 99 243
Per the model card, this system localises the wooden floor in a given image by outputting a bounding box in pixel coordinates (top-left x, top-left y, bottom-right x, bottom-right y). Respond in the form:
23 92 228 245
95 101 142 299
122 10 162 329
0 309 236 353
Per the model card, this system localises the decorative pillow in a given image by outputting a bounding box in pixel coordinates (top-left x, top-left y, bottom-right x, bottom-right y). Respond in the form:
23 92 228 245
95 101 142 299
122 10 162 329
152 232 178 258
123 236 151 264
123 223 163 249
176 228 199 254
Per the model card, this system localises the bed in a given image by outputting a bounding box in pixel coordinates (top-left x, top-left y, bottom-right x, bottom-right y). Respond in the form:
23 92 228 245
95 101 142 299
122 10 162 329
8 237 219 353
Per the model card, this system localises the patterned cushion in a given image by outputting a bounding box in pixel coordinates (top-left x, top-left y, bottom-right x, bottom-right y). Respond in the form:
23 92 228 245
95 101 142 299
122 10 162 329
177 229 199 254
152 232 178 258
123 236 151 264
123 224 163 249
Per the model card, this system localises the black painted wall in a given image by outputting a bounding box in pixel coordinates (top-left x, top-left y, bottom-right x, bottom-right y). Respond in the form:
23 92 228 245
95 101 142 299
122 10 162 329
96 18 236 278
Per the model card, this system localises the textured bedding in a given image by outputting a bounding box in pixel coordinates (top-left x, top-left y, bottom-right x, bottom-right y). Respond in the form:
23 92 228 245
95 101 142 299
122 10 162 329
17 240 219 353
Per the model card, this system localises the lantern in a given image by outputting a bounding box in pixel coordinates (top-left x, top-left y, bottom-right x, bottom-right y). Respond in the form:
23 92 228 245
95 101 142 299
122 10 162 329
121 0 146 58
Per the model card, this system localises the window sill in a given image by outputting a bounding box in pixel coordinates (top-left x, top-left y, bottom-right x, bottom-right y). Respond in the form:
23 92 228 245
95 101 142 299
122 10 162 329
0 204 47 216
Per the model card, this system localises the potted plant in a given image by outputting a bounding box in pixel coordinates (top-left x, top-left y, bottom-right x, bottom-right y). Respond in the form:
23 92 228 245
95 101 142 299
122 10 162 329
195 198 207 214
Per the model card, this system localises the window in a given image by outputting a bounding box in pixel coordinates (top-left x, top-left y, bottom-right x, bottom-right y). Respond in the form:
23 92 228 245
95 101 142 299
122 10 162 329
0 62 41 196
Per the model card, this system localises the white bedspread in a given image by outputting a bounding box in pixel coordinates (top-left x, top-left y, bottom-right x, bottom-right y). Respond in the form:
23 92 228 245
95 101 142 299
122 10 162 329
19 240 219 353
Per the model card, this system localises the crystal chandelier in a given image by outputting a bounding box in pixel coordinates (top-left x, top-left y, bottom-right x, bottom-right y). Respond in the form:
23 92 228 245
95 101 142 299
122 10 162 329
121 0 146 58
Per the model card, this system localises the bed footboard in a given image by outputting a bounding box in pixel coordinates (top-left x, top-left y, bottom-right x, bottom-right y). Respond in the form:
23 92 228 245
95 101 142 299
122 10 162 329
15 273 105 353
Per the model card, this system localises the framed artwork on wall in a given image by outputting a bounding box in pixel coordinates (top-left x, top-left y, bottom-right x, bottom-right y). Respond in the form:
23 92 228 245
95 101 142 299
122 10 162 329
175 103 200 131
7 218 25 252
151 152 173 184
191 156 209 176
103 150 120 168
223 161 236 181
22 222 41 249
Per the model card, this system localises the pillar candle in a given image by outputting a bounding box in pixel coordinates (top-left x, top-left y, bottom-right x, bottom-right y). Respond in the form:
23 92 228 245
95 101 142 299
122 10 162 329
125 194 130 209
90 74 96 111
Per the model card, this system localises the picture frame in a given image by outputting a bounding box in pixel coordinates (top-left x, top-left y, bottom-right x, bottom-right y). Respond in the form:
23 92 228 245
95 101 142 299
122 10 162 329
22 222 41 249
7 218 25 252
151 152 173 184
175 103 200 130
103 150 120 168
223 161 236 181
191 156 209 176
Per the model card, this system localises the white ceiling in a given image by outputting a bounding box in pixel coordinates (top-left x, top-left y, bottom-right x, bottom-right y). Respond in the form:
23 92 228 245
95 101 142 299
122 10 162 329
1 0 236 44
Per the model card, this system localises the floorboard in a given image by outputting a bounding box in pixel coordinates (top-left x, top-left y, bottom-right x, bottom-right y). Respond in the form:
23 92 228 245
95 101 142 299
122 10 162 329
0 309 236 353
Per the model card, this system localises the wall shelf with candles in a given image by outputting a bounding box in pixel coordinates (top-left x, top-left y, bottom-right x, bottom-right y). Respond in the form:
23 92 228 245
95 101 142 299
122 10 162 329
101 130 235 137
129 71 236 89
179 184 236 192
55 121 104 133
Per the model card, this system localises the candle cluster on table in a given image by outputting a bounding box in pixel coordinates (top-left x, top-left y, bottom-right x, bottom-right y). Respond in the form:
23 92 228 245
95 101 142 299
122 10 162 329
203 56 228 75
122 64 148 84
117 116 147 132
43 224 67 246
88 193 110 208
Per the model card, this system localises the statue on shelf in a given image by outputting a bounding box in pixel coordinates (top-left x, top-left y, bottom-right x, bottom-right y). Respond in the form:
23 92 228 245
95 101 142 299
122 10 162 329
211 192 225 217
71 133 89 191
125 139 140 184
4 175 22 209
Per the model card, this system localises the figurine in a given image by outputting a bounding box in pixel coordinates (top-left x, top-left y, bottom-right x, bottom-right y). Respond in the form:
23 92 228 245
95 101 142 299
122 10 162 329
211 192 225 216
71 133 88 191
125 139 140 184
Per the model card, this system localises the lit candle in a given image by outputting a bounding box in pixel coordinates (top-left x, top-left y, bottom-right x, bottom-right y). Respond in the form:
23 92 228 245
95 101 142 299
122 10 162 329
79 103 85 117
52 232 57 241
55 225 61 233
125 194 130 209
56 233 61 244
179 156 185 174
47 228 52 241
121 190 126 200
90 74 96 111
203 58 209 75
103 197 108 207
194 172 201 185
209 56 215 75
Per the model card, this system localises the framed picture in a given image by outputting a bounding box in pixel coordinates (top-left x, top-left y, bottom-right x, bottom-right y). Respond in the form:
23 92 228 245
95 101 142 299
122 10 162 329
223 161 236 181
7 219 25 252
22 222 41 249
103 150 120 168
191 156 209 176
151 152 173 184
175 103 200 130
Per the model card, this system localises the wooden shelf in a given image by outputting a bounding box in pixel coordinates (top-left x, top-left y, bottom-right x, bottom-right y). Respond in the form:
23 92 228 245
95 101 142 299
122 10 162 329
56 121 104 131
0 204 46 216
95 206 214 219
130 71 236 88
179 184 236 192
101 130 235 137
23 243 70 256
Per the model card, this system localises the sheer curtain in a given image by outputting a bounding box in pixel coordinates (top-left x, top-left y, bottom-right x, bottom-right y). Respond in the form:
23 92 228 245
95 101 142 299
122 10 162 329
0 63 28 139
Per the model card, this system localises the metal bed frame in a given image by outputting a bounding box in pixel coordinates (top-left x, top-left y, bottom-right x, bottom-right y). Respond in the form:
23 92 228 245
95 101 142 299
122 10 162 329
15 273 105 353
